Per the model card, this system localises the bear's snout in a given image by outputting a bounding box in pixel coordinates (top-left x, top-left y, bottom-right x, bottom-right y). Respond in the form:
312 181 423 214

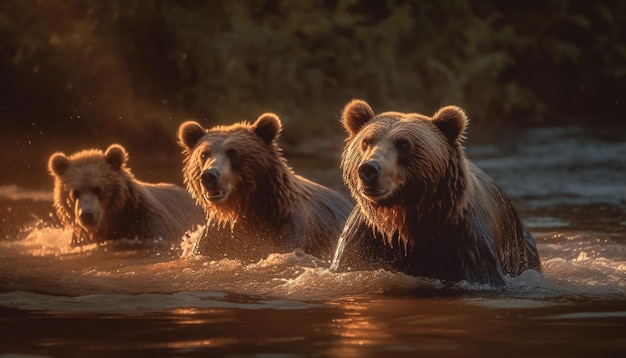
79 210 96 227
200 168 229 202
75 193 101 229
201 168 220 190
358 161 382 186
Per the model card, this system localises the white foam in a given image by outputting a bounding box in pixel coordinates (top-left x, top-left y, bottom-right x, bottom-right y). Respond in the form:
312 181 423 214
1 225 90 256
1 227 626 301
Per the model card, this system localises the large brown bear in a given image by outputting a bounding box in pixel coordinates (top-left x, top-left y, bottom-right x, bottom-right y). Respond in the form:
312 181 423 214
330 99 541 285
178 113 352 262
48 144 204 247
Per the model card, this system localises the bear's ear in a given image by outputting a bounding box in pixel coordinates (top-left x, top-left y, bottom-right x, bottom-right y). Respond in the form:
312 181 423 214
104 144 128 169
48 152 70 176
341 99 375 138
431 106 468 144
253 113 282 144
178 121 207 150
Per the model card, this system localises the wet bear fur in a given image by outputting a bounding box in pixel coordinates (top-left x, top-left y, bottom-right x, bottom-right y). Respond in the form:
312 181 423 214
48 144 204 247
178 113 352 262
330 99 541 285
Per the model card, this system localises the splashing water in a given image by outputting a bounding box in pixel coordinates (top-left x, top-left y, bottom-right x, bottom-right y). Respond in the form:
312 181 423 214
1 218 624 304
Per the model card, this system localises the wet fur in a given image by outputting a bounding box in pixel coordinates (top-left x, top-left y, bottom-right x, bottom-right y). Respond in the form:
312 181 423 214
179 114 352 262
331 100 541 285
48 145 204 246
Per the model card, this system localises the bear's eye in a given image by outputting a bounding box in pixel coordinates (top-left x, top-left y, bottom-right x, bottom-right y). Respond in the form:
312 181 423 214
70 189 80 200
200 150 210 161
361 138 372 151
225 148 238 161
92 186 102 196
395 138 411 153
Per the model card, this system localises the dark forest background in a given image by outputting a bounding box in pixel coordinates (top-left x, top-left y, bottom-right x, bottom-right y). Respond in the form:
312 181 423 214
1 0 625 149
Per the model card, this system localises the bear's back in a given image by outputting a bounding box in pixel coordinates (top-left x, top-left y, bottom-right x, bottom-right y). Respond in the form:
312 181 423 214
290 177 353 260
142 183 205 240
464 162 541 277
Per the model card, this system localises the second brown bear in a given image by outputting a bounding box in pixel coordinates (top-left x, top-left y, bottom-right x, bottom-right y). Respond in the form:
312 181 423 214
178 113 352 262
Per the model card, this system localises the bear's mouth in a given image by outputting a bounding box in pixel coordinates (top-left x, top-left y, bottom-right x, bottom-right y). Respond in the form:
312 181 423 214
360 186 390 201
204 190 228 203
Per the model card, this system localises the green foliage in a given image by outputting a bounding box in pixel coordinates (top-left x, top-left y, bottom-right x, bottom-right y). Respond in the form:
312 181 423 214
1 0 624 140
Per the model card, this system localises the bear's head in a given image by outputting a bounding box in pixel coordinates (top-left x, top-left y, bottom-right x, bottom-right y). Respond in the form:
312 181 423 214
340 99 469 247
48 144 132 239
178 113 285 226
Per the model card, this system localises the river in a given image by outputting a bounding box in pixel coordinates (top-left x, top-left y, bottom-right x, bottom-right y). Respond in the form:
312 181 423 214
0 125 625 357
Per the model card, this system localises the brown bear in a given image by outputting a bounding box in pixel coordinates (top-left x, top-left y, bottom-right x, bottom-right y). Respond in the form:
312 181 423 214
48 144 204 247
178 113 353 262
330 99 541 285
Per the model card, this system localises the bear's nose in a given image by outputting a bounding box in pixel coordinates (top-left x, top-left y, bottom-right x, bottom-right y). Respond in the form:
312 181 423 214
201 168 220 189
79 211 95 226
358 161 382 185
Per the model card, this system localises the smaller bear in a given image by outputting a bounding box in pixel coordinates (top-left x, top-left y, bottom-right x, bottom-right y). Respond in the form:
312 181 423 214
330 100 541 285
48 144 204 247
178 113 352 262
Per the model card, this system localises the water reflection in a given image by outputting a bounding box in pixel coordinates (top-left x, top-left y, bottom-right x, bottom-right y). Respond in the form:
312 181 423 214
326 296 498 356
329 297 394 355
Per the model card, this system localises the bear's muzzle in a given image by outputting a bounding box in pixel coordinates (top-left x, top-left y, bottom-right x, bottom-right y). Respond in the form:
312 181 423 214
74 192 101 229
358 160 382 185
201 168 228 203
201 168 220 190
357 160 393 201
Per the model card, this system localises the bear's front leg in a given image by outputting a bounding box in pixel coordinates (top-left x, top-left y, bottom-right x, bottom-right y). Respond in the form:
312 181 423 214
330 209 388 272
